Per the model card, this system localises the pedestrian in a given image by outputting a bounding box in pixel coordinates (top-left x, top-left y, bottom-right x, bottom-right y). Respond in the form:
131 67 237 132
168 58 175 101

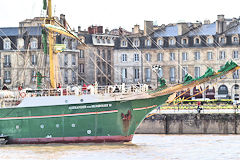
197 101 202 113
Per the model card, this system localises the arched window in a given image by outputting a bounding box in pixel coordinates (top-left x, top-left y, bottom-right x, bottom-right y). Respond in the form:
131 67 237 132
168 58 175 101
30 38 38 49
145 39 151 47
218 85 228 95
121 39 127 47
207 36 213 44
3 38 11 50
169 38 175 45
64 39 68 49
194 37 201 45
157 38 164 46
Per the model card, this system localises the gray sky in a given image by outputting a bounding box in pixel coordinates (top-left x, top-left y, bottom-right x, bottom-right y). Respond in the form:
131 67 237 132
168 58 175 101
1 0 240 31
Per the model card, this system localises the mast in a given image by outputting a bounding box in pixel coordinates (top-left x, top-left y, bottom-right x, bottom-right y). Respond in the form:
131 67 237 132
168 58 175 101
47 0 56 88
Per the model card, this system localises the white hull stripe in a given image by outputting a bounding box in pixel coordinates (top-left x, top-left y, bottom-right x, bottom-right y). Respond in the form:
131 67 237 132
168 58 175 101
0 110 118 120
0 105 156 120
133 105 157 111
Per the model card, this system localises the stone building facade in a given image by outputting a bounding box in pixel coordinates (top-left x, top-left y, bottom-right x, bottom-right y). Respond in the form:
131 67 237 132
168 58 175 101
114 15 240 100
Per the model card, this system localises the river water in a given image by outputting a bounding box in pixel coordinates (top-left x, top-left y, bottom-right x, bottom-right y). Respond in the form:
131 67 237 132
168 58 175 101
1 134 240 160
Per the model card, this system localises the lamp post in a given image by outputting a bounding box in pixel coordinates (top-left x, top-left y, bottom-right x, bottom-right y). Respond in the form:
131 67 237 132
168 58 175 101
152 65 161 88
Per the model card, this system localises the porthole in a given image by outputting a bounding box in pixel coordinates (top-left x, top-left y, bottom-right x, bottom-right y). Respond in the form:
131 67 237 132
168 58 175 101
16 125 19 129
72 124 76 128
65 100 68 103
40 124 44 129
87 130 91 134
80 99 83 102
56 124 60 128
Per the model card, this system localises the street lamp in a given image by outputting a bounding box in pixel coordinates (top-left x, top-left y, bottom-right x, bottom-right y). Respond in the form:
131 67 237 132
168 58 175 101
152 65 162 88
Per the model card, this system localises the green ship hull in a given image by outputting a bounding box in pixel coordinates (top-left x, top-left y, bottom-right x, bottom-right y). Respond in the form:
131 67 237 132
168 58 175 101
0 94 170 144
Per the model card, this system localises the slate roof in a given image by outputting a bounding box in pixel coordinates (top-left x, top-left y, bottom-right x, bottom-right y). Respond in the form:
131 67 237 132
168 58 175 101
0 27 18 36
187 22 216 36
225 24 240 35
153 25 178 37
24 26 42 36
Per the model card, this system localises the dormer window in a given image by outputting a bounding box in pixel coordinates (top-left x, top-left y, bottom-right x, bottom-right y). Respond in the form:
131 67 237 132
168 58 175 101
157 38 164 46
207 36 213 44
194 37 201 45
3 38 11 50
121 39 127 47
219 36 226 44
232 35 239 44
169 38 175 46
145 39 151 47
133 39 140 47
181 38 188 45
30 38 38 49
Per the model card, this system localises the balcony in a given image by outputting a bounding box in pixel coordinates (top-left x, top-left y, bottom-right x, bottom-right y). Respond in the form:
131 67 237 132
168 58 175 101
3 63 11 68
3 78 11 84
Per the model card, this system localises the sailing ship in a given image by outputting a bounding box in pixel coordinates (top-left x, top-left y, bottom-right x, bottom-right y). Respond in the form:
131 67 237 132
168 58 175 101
0 0 239 144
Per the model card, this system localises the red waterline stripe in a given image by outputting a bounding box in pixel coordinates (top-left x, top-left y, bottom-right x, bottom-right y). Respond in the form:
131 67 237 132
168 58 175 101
8 135 134 144
133 105 157 111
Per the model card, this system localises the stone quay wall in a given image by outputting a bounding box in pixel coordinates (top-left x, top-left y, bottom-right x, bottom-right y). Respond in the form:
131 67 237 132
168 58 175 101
136 113 240 134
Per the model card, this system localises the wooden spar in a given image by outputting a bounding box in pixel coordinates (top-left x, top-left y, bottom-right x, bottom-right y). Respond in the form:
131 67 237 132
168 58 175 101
47 0 56 88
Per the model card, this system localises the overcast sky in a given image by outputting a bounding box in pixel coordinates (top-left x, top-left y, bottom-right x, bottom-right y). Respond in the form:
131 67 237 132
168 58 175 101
1 0 240 31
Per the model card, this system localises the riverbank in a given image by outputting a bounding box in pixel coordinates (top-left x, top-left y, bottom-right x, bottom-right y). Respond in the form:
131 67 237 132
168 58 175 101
136 113 240 134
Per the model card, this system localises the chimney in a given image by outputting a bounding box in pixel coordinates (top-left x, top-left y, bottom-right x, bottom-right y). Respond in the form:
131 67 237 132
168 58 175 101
78 26 81 33
216 14 226 34
204 20 210 25
133 24 140 34
177 23 189 36
105 28 109 34
60 14 66 27
144 21 153 36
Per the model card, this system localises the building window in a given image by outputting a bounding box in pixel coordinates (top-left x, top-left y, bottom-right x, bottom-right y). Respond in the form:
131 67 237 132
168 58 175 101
107 38 111 44
72 40 77 50
4 55 11 67
31 54 37 65
145 53 151 61
121 40 127 47
72 54 76 65
102 50 105 60
121 54 127 62
145 68 151 82
134 68 140 82
194 67 200 78
4 71 11 84
17 38 24 50
233 70 239 79
72 70 76 83
31 70 36 82
79 50 84 58
194 52 200 60
169 38 175 45
182 67 188 81
64 54 68 66
219 37 226 44
207 37 213 44
64 39 68 49
207 52 213 60
170 52 175 61
170 67 175 82
107 50 111 61
121 68 127 82
182 38 187 45
233 50 238 59
30 38 38 49
219 51 225 60
134 53 139 62
182 52 188 61
194 38 200 44
3 38 11 50
232 36 239 44
133 39 140 47
145 39 151 47
64 70 68 83
158 53 163 61
157 39 163 46
79 64 84 73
